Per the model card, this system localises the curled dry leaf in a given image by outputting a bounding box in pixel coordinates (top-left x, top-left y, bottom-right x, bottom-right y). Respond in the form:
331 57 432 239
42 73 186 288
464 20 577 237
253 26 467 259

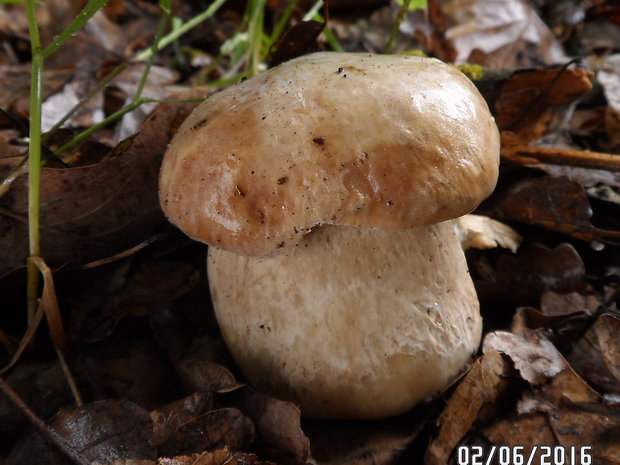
150 392 213 447
239 389 309 463
599 54 620 115
425 349 512 465
510 306 593 355
479 321 620 463
454 214 522 252
426 0 566 67
267 19 325 67
176 359 237 394
483 331 566 385
483 364 619 464
539 291 600 317
495 67 594 132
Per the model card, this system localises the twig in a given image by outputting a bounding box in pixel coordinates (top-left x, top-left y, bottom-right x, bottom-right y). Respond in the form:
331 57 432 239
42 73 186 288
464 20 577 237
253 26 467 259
503 145 620 172
0 377 91 465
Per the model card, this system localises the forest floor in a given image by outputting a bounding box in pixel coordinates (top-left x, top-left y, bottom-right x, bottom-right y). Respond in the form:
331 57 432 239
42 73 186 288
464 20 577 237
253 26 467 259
1 0 620 464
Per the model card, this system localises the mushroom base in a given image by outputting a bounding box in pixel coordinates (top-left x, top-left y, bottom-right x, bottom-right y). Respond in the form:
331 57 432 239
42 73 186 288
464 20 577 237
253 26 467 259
207 222 482 419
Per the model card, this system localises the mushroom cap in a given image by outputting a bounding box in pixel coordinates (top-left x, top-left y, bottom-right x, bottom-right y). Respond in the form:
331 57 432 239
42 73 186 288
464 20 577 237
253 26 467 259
159 52 500 256
208 221 482 419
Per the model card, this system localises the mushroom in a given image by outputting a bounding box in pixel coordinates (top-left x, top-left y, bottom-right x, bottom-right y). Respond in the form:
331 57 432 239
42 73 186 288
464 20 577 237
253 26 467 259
159 52 500 419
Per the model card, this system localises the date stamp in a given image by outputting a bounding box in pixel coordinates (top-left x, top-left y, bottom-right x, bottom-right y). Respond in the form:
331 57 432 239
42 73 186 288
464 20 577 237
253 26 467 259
456 445 593 465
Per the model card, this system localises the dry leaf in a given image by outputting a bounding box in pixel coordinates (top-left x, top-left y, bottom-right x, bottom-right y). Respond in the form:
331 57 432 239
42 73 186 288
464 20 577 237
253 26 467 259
68 259 199 343
510 306 593 354
477 242 586 309
176 360 237 394
306 407 429 465
79 333 181 410
239 389 309 463
440 0 566 67
567 313 620 395
483 331 566 385
0 66 74 117
0 97 198 277
483 175 620 244
157 408 255 457
425 350 510 465
7 399 155 465
150 392 214 447
539 291 600 317
157 447 273 465
454 214 522 252
0 361 74 437
599 54 620 115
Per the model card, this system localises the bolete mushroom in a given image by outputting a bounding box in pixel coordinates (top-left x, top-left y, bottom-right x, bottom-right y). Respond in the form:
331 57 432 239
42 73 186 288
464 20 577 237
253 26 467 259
159 52 500 419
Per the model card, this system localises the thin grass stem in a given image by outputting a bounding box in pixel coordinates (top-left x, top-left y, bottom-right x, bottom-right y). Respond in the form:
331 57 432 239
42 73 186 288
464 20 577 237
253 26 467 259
25 0 43 322
135 0 228 61
41 0 109 59
385 0 412 54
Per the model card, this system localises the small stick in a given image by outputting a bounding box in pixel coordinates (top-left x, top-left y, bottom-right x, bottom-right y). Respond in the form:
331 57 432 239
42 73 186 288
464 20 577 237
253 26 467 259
0 377 90 465
504 145 620 172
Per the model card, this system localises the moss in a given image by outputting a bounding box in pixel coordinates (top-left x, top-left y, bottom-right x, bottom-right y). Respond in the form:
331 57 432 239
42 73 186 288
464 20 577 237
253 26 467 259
457 63 484 80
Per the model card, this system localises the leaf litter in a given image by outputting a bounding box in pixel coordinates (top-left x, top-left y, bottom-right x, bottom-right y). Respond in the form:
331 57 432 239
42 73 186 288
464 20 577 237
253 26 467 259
2 1 620 464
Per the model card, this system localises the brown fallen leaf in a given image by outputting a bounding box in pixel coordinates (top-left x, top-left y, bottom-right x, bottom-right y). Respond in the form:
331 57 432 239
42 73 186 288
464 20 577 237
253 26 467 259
0 361 75 438
157 447 275 465
78 331 181 410
482 175 620 245
484 330 566 385
267 19 325 67
476 241 587 309
150 392 214 447
483 367 619 464
0 95 201 278
478 320 620 464
567 313 620 395
410 0 566 67
176 359 237 394
425 349 513 465
495 66 594 131
149 290 238 394
68 259 199 344
0 66 75 117
539 291 601 317
7 399 155 465
236 388 309 463
510 306 593 354
157 408 255 458
306 406 430 465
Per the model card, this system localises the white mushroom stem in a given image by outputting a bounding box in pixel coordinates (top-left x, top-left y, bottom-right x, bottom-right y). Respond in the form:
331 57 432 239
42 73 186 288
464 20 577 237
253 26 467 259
208 221 482 419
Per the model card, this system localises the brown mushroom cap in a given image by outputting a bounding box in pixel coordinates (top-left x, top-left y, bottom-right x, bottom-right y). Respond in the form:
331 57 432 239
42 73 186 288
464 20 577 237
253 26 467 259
159 52 500 256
